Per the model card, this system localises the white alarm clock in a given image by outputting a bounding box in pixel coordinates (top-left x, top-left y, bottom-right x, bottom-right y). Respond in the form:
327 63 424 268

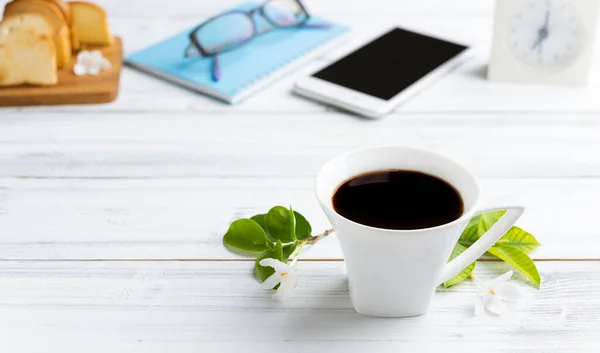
488 0 599 85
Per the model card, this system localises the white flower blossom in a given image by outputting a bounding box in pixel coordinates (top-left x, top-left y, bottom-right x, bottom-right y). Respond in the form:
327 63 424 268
474 270 522 315
259 258 298 301
73 50 111 76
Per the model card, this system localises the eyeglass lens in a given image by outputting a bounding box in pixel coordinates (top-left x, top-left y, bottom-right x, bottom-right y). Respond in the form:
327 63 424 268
195 12 255 55
263 0 308 27
194 0 308 55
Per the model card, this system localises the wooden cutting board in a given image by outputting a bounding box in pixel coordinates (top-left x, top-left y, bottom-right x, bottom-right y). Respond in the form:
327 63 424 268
0 37 123 107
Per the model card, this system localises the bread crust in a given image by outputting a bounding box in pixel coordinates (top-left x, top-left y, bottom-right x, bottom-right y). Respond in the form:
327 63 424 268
25 0 71 24
4 0 65 30
3 0 71 67
68 1 107 16
33 0 78 50
0 12 54 36
68 1 111 46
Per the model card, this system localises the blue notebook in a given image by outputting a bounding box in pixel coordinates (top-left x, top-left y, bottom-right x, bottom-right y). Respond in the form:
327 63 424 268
125 2 349 104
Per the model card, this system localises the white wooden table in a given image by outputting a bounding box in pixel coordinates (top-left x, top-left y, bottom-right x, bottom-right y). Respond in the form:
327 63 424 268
1 0 600 351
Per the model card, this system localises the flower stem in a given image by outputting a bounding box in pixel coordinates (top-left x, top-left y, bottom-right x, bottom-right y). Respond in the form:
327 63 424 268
290 242 304 266
289 229 333 266
305 228 333 245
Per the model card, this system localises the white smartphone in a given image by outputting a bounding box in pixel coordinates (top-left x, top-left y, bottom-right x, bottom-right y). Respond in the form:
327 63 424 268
293 27 472 118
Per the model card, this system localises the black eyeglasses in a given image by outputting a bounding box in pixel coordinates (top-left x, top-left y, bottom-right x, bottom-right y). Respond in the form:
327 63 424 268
184 0 329 81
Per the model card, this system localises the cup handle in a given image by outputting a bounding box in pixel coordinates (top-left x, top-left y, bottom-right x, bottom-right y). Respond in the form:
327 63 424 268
436 195 525 286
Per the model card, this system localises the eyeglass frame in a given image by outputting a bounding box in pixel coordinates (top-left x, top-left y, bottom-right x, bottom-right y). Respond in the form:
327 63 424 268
184 0 327 81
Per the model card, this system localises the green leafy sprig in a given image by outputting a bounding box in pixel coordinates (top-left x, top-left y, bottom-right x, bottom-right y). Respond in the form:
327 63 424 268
443 210 541 288
223 207 541 289
223 206 331 282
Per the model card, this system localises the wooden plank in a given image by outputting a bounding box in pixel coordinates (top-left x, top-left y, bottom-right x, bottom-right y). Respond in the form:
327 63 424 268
0 112 597 179
0 177 597 260
0 260 598 352
0 38 122 107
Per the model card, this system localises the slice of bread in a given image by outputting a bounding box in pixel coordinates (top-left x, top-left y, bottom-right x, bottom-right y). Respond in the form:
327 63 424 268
69 1 111 46
70 24 80 50
0 12 54 37
40 0 71 23
35 0 80 50
0 28 57 86
4 0 71 68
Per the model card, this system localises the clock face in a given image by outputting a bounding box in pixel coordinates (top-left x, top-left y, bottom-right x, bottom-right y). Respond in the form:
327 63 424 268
507 0 584 70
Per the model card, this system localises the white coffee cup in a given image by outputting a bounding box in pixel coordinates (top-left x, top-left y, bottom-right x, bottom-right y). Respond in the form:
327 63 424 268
315 146 524 317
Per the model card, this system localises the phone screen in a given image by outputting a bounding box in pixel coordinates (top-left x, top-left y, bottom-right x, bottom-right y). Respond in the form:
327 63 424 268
312 28 468 101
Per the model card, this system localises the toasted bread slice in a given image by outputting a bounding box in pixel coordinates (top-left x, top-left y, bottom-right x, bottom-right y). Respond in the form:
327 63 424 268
69 1 111 46
4 0 71 67
0 28 57 86
34 0 80 50
0 12 54 37
40 0 71 23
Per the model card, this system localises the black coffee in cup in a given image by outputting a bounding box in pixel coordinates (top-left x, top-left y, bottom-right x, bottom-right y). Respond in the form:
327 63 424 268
332 170 464 230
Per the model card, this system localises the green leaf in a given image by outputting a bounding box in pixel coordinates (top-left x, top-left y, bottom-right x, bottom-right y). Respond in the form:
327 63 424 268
255 240 284 283
466 215 481 229
223 219 273 255
458 215 481 243
497 226 541 253
459 211 508 247
487 244 541 288
478 210 506 234
453 211 541 289
250 214 267 232
251 213 273 241
293 211 312 241
443 243 476 288
282 241 298 260
266 206 296 243
458 220 481 246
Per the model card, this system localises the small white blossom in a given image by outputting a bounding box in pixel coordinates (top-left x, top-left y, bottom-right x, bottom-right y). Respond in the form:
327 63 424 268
474 270 522 315
73 50 111 76
259 258 298 301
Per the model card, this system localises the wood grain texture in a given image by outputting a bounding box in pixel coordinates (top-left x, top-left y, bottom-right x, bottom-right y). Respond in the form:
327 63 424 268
0 37 122 107
0 112 598 178
0 177 597 260
0 0 598 349
0 260 598 353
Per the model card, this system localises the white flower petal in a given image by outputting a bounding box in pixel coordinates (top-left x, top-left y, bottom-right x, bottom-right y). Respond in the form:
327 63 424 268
74 50 111 76
278 279 294 294
273 278 294 301
494 282 522 302
477 283 491 297
77 50 92 61
87 66 101 76
484 294 508 315
490 270 513 285
98 58 112 70
287 271 299 289
261 272 282 290
474 296 485 316
259 258 281 268
89 50 103 59
281 273 298 291
274 286 288 301
73 64 87 76
259 258 290 273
